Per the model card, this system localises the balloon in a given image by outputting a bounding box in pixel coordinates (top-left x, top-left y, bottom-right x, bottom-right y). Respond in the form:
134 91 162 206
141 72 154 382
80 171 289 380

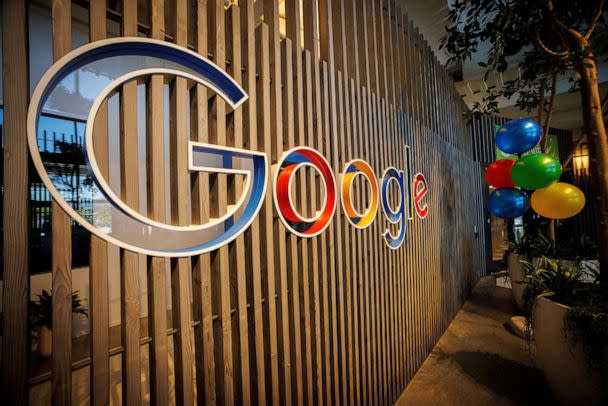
496 118 542 154
531 182 585 219
487 188 529 219
484 159 516 188
511 153 562 189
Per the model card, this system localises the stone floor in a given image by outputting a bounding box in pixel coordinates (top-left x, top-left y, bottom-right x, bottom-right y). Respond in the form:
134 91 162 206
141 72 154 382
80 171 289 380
395 275 556 406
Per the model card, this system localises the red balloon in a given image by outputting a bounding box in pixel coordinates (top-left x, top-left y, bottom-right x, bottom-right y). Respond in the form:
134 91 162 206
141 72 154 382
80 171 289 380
485 159 516 188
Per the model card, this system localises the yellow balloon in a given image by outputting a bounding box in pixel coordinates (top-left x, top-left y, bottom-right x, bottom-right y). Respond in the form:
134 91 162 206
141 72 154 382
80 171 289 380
531 182 585 219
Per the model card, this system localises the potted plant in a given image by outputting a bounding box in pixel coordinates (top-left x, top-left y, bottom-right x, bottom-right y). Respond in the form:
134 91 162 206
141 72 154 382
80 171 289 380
30 289 88 358
508 233 597 310
507 232 554 311
523 258 606 405
506 236 529 311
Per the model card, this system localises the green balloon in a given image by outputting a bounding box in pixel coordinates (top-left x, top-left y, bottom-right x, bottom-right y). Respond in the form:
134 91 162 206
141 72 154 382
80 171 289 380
511 153 562 189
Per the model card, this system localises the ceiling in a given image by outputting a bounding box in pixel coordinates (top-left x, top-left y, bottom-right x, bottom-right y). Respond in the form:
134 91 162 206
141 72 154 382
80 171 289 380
403 0 607 132
402 0 452 66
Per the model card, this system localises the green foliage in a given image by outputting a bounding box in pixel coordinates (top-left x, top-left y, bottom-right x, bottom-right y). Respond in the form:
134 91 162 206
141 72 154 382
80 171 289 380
440 0 607 116
507 231 546 258
522 257 593 314
507 231 597 261
522 257 607 370
565 296 608 370
30 289 88 330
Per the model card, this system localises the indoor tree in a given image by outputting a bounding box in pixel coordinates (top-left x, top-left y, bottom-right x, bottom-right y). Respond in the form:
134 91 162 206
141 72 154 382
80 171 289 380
441 0 608 285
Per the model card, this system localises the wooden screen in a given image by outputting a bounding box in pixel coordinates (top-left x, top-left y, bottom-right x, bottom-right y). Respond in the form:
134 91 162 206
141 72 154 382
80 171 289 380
1 0 487 405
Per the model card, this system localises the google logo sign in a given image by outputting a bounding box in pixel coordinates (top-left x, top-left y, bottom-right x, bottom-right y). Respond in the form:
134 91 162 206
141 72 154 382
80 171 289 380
274 147 429 250
27 37 428 258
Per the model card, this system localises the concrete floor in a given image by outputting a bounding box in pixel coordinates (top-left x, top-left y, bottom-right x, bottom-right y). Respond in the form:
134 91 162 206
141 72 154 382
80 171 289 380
396 276 556 406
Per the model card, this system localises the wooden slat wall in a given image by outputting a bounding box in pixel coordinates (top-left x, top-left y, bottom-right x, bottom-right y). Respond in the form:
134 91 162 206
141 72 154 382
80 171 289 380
50 1 73 404
1 0 487 404
88 1 111 405
1 1 30 404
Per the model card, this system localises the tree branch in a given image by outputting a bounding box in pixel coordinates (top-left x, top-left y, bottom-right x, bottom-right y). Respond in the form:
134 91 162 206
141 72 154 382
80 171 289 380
535 31 569 57
584 0 605 41
537 77 546 126
542 73 558 153
546 0 585 43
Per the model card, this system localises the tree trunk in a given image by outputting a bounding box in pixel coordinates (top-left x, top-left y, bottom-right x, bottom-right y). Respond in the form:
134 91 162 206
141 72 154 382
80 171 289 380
539 76 557 242
578 57 608 288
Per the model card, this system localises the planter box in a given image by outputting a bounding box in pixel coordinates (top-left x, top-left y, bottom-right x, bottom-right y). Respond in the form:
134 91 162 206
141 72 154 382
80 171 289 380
533 296 602 405
507 253 526 311
37 325 52 359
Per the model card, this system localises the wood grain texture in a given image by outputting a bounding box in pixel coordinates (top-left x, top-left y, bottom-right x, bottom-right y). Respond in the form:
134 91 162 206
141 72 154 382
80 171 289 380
1 0 30 403
88 1 111 405
119 1 142 404
170 1 196 404
228 7 252 404
191 1 217 404
262 3 292 405
51 1 73 404
280 38 303 406
146 1 170 404
209 2 234 404
241 1 267 404
255 23 281 406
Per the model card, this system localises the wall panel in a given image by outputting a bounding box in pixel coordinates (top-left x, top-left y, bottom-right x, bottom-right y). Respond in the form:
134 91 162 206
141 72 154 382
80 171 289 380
1 1 486 404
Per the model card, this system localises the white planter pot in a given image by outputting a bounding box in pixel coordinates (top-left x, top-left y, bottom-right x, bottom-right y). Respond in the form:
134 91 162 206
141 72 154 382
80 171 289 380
533 296 602 405
38 325 52 359
507 253 526 311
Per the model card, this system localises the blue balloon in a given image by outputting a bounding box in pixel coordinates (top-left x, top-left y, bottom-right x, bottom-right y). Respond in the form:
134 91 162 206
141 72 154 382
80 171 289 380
496 119 541 154
488 188 529 219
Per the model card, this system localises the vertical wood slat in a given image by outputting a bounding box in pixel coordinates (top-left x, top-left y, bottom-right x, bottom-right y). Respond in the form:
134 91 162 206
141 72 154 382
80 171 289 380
344 3 364 402
118 1 143 404
146 0 170 404
1 0 30 403
255 22 281 406
284 4 315 405
281 37 303 406
374 6 389 403
88 0 110 404
241 1 267 404
336 70 351 406
170 2 196 405
395 2 408 394
302 4 328 404
320 60 335 406
191 1 217 404
51 1 73 404
333 4 355 405
262 2 292 405
318 2 347 404
208 2 234 404
371 92 382 406
386 3 399 397
368 7 382 400
302 49 322 406
359 5 377 404
227 6 252 404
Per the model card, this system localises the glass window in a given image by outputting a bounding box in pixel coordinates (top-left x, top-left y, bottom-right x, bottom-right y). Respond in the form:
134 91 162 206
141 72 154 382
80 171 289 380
26 0 92 273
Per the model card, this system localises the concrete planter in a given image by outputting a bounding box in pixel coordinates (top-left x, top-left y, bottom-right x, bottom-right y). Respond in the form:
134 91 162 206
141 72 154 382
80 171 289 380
533 296 602 405
507 253 526 311
37 325 52 359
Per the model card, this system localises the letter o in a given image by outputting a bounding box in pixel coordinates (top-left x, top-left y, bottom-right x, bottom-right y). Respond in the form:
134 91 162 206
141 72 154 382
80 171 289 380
274 147 337 237
341 159 378 229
